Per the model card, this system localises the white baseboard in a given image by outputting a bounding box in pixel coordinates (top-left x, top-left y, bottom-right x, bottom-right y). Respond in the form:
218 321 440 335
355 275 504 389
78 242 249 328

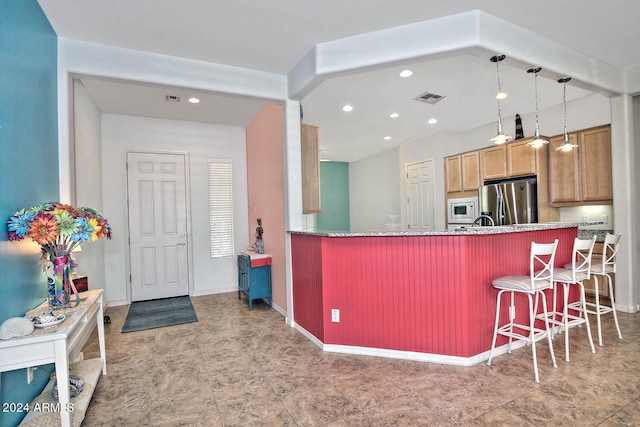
106 299 128 308
615 303 638 313
271 301 286 317
291 323 527 367
191 287 236 297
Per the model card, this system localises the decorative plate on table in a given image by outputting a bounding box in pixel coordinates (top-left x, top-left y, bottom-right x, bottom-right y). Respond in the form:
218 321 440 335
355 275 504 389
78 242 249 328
33 314 66 328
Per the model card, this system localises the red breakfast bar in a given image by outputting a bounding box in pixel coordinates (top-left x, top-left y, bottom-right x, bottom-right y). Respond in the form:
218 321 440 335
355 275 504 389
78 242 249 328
290 224 579 365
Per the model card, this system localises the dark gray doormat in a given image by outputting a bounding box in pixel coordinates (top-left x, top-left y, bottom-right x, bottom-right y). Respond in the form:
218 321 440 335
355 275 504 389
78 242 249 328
121 296 198 333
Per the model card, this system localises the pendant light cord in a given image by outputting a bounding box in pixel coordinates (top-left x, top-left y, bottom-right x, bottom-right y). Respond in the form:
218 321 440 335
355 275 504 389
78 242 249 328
556 76 575 150
562 79 568 139
495 59 504 131
489 54 512 144
534 72 541 131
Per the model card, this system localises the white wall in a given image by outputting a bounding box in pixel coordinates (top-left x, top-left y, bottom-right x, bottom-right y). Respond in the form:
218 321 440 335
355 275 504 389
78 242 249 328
100 114 249 304
73 80 108 297
349 147 401 231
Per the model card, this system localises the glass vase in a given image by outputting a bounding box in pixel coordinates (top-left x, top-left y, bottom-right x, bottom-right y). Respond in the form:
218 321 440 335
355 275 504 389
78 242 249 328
47 255 71 310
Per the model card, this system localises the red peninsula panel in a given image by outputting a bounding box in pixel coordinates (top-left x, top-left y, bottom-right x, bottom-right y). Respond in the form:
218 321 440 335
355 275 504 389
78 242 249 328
291 227 577 360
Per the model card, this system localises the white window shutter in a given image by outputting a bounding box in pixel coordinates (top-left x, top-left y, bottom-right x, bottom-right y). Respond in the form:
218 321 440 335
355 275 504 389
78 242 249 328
208 160 234 258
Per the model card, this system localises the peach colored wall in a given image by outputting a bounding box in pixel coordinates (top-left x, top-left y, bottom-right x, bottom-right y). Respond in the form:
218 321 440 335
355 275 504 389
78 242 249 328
246 103 287 310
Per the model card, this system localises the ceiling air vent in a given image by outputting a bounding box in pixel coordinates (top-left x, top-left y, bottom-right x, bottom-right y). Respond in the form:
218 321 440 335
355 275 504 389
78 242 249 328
414 91 445 105
165 95 181 102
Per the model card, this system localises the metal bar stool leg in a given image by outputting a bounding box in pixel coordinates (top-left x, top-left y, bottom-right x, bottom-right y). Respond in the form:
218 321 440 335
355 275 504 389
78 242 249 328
487 290 504 366
579 283 596 354
606 273 623 340
527 294 540 384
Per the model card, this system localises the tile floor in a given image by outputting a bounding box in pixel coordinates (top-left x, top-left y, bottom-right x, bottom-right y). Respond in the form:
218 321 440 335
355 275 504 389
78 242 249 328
81 293 640 426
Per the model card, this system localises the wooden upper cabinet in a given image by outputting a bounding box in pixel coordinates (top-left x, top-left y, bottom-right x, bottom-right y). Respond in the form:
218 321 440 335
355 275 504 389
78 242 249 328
549 133 581 203
445 155 462 193
481 139 539 183
301 124 321 214
481 145 507 181
445 151 480 193
548 125 612 206
580 126 612 202
461 151 480 191
508 138 538 177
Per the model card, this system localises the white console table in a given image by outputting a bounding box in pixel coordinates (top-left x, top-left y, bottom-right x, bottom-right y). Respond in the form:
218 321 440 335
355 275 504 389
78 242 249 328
0 289 106 427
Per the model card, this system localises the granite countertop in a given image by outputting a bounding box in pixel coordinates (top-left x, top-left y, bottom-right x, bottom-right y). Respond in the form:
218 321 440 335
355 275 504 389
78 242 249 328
290 222 602 237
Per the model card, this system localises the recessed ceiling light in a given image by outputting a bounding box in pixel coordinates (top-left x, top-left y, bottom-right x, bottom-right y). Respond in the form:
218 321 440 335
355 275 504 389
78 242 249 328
342 105 353 112
399 70 413 78
428 118 438 125
390 113 400 118
384 136 391 140
496 91 508 100
188 97 200 104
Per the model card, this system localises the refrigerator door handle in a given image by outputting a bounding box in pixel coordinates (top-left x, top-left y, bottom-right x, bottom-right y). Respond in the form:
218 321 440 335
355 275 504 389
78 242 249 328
497 186 504 226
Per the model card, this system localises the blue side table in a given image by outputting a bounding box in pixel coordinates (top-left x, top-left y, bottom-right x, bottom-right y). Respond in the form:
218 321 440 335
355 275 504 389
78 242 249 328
237 251 272 310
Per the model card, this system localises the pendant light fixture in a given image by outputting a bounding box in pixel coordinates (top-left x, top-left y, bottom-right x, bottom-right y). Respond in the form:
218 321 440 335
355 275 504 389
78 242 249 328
489 55 513 145
525 67 549 148
555 77 578 152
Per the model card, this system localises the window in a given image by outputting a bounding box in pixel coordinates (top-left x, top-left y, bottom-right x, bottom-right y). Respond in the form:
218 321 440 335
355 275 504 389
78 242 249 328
208 160 234 258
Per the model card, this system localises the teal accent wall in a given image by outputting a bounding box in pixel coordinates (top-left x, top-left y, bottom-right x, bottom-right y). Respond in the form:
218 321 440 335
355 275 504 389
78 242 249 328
316 162 350 231
0 2 58 426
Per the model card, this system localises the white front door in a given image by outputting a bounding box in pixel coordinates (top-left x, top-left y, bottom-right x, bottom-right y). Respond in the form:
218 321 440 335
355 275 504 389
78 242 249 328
127 152 189 301
406 160 435 231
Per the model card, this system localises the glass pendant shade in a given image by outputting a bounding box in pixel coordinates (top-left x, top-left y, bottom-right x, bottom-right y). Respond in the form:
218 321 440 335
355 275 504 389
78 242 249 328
526 67 549 148
556 133 577 152
489 55 513 145
528 134 548 148
555 77 578 152
489 121 513 145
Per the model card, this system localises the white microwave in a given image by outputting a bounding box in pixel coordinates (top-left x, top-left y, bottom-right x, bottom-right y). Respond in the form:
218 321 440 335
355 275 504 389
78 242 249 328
448 197 478 224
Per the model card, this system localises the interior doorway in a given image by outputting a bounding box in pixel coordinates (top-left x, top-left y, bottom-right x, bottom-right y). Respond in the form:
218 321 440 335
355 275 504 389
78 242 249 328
405 160 435 231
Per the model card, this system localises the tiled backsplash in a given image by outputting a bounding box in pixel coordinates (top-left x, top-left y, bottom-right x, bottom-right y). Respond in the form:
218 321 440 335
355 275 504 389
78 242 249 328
560 205 614 230
578 229 614 242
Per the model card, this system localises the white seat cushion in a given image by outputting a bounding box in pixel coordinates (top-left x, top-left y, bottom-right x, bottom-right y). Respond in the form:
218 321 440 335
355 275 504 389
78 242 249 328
589 264 614 274
492 275 551 292
553 268 588 283
564 263 613 274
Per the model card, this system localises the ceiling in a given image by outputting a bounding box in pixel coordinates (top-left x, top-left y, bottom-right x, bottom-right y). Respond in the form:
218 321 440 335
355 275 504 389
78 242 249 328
38 0 640 162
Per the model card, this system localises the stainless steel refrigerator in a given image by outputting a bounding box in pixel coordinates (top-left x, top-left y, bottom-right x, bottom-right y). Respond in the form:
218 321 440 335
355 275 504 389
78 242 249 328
478 178 538 226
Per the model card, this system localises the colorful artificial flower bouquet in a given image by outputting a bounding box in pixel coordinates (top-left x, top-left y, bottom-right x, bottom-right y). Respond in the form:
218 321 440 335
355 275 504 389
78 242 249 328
7 202 112 261
7 202 112 308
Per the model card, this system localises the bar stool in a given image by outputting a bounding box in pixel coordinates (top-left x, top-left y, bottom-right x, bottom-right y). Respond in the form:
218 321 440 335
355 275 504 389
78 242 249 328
487 240 558 383
567 233 623 347
541 236 597 362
